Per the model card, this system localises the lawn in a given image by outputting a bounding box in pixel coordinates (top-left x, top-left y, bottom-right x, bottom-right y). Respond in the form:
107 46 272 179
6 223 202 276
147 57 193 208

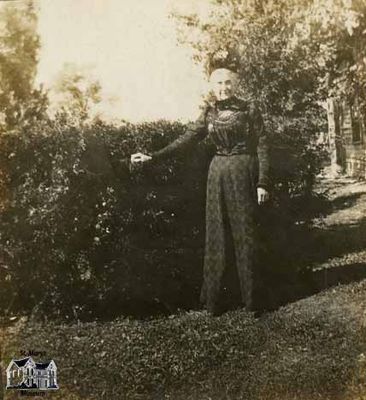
1 279 366 400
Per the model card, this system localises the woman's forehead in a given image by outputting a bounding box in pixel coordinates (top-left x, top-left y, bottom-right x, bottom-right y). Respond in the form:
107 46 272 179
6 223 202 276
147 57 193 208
209 68 238 82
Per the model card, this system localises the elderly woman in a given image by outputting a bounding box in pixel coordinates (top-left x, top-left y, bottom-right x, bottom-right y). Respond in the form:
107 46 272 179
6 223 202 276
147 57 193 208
131 61 270 316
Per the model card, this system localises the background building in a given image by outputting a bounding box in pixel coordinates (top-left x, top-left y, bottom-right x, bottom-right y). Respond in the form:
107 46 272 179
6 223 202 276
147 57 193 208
326 96 366 178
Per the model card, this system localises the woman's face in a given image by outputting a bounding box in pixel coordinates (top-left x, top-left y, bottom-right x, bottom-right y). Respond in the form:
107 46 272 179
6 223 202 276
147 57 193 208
209 68 239 101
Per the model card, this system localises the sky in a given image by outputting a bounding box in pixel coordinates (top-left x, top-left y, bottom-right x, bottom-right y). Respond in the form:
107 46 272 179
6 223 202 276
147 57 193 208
34 0 211 123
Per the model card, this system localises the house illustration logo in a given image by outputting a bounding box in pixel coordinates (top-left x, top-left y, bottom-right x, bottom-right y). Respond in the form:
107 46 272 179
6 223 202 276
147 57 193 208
6 356 58 391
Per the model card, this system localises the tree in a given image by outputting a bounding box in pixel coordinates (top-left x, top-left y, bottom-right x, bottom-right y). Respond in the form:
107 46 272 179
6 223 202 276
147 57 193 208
0 1 48 133
172 0 366 186
51 63 102 127
172 0 329 198
173 0 366 109
293 0 366 113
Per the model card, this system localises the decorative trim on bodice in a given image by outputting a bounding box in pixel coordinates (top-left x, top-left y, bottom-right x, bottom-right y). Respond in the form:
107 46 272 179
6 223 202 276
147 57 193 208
206 98 254 155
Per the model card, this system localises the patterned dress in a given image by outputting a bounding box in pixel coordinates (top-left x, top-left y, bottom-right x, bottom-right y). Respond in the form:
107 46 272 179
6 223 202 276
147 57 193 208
152 96 270 314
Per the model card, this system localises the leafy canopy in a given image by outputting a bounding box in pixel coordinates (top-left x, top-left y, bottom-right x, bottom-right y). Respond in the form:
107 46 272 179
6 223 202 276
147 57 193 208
0 1 48 133
173 0 366 114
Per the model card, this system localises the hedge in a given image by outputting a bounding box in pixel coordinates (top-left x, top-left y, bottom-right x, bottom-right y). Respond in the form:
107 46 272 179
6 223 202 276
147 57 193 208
0 118 327 320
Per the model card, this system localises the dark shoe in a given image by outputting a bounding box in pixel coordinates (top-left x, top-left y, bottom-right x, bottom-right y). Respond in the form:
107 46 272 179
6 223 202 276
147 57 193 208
251 308 266 319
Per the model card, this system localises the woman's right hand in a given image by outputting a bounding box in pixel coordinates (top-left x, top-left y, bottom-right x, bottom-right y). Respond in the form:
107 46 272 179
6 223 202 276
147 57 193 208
130 152 152 165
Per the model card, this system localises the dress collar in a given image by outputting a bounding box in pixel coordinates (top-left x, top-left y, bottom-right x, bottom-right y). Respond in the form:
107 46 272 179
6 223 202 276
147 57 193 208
214 96 244 110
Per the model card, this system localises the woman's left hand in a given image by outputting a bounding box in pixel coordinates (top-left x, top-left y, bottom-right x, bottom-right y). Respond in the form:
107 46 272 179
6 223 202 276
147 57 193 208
257 187 269 205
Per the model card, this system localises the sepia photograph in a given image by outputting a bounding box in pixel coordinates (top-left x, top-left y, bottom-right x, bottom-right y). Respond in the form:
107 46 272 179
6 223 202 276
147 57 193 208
0 0 366 398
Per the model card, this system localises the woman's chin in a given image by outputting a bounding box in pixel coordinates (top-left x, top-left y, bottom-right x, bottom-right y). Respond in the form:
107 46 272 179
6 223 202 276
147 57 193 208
217 95 231 101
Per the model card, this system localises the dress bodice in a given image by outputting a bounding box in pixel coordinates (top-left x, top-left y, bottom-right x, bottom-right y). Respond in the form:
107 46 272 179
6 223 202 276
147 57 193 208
205 97 253 155
151 95 270 188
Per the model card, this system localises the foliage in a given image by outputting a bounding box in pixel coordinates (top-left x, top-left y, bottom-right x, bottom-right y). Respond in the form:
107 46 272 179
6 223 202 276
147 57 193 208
0 120 207 319
0 115 325 320
51 63 103 127
172 0 366 186
0 1 48 133
173 0 321 113
0 0 335 320
173 0 366 105
290 0 366 106
172 0 330 219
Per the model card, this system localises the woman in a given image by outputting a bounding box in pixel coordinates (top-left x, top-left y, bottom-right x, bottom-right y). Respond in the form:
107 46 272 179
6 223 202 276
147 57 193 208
131 61 270 316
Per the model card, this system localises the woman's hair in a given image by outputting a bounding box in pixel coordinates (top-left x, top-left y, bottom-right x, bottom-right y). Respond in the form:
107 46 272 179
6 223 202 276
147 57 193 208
206 48 240 76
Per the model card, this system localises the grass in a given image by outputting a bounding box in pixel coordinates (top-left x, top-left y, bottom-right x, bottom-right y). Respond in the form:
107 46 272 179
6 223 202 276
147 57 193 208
1 279 366 400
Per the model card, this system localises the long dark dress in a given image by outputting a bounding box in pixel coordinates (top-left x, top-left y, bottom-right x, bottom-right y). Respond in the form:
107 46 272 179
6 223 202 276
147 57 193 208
151 96 270 314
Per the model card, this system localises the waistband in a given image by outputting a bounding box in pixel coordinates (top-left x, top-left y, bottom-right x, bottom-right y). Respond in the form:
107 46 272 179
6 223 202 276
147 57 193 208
215 149 255 156
215 143 255 156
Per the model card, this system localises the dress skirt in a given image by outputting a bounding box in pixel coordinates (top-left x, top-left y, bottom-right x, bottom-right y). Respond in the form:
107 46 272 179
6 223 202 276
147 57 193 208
199 153 259 314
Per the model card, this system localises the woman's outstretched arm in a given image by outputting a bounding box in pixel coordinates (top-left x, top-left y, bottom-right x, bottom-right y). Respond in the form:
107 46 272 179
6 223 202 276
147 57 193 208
151 105 210 161
131 105 210 165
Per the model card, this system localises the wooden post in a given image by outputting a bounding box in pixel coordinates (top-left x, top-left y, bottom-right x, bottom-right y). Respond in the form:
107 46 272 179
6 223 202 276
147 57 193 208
326 98 343 175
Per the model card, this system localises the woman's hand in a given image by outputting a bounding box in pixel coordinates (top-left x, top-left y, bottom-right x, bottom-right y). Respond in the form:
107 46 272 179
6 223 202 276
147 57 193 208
257 187 269 205
130 152 152 165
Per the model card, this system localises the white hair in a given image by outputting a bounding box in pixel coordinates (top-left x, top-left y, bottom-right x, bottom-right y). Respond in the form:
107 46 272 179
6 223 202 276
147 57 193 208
209 68 239 83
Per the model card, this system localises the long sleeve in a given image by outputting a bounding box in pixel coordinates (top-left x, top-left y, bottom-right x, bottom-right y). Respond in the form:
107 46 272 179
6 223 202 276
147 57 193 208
250 105 270 189
151 105 209 161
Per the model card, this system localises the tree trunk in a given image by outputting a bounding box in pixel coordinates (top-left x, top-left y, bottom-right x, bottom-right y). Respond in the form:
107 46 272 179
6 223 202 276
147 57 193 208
326 98 343 175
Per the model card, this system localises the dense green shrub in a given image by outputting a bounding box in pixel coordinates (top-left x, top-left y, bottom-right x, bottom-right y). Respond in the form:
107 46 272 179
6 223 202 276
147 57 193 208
0 118 326 320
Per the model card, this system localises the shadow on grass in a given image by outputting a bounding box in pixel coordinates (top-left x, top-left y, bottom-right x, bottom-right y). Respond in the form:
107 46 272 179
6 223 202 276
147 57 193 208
331 191 365 212
257 214 366 312
93 206 366 320
259 262 366 313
